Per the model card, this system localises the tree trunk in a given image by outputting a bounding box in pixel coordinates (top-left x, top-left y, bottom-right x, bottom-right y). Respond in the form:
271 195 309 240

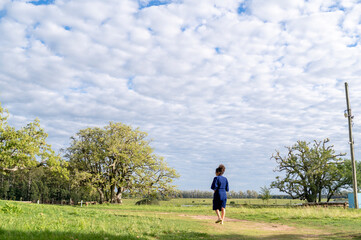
1 174 3 199
97 187 105 204
110 184 114 203
28 176 32 201
111 184 120 203
306 190 317 203
115 186 124 204
111 185 118 203
326 189 333 202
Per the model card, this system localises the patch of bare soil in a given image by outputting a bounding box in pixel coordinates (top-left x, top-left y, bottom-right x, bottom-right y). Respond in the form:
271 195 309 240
179 214 296 231
180 215 241 222
258 223 296 231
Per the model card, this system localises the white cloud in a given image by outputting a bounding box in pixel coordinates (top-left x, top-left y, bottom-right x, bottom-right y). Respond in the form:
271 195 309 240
0 0 10 10
250 0 304 22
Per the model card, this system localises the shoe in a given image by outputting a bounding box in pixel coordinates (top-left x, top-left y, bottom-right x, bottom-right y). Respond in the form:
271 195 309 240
220 220 224 224
215 219 222 223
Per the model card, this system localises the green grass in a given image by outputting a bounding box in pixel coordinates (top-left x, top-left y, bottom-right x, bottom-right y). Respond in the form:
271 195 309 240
0 199 360 240
0 200 210 240
226 207 361 239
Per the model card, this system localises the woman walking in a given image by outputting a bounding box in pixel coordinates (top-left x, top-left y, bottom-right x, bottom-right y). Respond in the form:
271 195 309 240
211 164 229 224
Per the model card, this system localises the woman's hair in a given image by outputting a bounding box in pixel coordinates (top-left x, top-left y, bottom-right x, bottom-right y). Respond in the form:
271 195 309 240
215 164 226 175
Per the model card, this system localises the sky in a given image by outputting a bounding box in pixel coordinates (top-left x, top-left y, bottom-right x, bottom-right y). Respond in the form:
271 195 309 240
1 0 361 193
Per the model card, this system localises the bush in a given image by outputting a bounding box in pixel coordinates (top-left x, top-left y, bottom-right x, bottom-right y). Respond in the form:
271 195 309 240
1 203 23 214
135 198 160 205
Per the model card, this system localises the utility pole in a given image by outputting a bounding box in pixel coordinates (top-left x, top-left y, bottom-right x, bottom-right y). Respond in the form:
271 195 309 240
345 82 358 209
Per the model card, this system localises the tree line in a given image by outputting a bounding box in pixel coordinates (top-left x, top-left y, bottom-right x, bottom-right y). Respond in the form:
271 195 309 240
0 103 178 204
178 190 259 199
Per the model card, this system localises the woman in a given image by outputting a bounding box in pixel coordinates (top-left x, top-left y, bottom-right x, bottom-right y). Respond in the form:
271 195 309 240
211 164 229 224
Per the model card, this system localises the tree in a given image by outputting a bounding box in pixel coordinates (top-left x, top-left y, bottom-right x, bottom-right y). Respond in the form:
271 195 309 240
259 186 271 204
246 190 258 198
228 190 237 198
271 139 348 202
343 159 361 192
0 103 68 177
66 122 179 204
66 127 108 203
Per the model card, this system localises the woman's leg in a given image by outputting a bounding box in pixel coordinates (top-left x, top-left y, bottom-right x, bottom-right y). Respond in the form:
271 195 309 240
215 209 221 220
221 208 226 221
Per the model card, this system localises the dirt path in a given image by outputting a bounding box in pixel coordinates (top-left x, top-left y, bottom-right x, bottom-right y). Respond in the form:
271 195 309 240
182 214 295 231
105 209 356 239
178 214 341 240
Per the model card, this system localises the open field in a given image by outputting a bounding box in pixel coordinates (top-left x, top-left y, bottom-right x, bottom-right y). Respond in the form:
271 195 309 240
157 198 308 206
0 198 360 240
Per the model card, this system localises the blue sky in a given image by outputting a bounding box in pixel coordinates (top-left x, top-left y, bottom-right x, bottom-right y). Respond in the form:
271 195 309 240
1 0 361 193
138 0 172 9
29 0 54 5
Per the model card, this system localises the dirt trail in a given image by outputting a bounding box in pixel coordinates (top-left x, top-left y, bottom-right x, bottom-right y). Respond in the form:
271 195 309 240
201 215 293 230
105 209 354 239
178 214 333 239
180 214 296 231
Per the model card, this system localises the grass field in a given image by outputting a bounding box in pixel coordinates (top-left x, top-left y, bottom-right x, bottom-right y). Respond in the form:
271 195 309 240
0 198 360 240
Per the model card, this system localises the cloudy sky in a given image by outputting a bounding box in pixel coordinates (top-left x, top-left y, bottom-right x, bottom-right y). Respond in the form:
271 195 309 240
1 0 361 192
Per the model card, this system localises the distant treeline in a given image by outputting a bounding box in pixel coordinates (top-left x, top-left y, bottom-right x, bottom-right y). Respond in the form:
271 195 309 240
177 190 348 199
178 190 266 199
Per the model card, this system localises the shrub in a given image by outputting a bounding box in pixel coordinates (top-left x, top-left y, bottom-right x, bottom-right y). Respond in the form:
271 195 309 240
1 203 23 214
135 198 160 205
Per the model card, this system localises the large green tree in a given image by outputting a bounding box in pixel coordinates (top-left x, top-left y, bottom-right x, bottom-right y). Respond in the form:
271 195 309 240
271 139 348 202
0 103 68 177
66 122 179 204
343 159 361 192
